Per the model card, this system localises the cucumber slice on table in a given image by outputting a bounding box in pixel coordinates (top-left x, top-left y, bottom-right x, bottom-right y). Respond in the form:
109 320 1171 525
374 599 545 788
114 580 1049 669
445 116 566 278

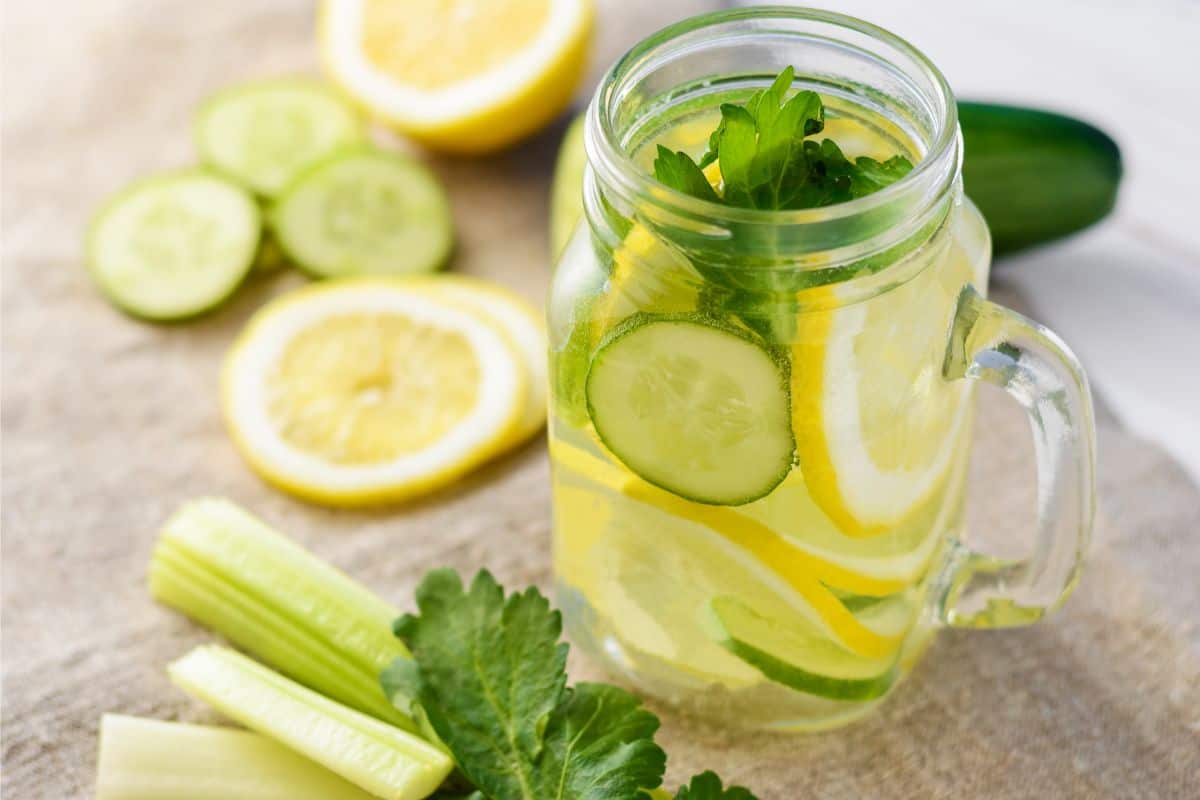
270 147 453 278
706 596 898 701
586 314 794 506
86 170 261 320
196 79 364 197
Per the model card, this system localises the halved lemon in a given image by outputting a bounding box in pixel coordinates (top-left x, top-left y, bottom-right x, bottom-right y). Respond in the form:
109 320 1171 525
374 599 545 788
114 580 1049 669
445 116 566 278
320 0 593 153
222 279 526 506
792 234 977 537
403 275 547 446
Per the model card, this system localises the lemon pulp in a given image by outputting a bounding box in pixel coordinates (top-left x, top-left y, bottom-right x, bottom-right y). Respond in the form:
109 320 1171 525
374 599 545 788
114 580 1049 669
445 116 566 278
361 0 551 90
268 313 480 465
223 279 527 506
321 0 593 152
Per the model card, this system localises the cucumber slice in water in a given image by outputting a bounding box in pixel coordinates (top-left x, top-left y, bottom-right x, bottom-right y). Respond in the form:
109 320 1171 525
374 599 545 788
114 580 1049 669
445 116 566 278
706 596 898 701
86 170 261 320
196 79 364 198
586 314 794 505
271 148 453 278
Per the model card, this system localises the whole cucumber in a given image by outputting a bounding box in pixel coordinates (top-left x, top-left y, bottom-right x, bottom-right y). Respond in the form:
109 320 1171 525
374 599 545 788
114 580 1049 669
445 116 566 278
959 101 1122 255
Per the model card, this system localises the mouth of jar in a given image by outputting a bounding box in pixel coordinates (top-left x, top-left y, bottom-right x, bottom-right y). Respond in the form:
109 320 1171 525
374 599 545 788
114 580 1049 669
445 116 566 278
583 6 961 281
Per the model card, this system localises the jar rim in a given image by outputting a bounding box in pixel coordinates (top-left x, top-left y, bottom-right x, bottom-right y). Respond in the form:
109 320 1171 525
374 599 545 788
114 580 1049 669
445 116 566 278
584 6 960 231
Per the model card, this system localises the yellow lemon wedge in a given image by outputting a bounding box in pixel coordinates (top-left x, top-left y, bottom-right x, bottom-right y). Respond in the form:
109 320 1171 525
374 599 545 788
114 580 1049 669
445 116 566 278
319 0 593 153
222 279 526 506
792 236 977 538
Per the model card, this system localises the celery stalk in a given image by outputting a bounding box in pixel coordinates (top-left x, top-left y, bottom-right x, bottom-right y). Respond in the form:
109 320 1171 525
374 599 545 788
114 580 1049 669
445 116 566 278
149 498 413 728
150 549 385 716
169 646 452 800
95 713 378 800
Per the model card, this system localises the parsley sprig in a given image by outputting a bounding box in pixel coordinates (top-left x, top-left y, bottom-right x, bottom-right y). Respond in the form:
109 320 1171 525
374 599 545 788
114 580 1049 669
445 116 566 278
383 569 761 800
653 66 914 210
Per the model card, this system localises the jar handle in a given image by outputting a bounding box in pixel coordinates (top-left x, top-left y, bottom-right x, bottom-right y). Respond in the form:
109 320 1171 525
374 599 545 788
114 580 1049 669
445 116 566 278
935 286 1096 627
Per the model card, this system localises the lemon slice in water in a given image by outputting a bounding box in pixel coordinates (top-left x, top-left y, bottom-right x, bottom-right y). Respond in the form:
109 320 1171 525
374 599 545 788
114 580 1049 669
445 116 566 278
223 280 526 506
792 236 977 537
320 0 593 153
553 442 913 663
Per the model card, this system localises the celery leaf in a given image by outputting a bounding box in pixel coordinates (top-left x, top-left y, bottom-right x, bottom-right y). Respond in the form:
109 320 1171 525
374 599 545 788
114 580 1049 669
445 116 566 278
391 569 665 800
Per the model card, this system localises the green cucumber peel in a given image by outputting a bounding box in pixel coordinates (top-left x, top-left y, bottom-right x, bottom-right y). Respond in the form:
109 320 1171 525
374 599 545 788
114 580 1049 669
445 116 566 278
958 101 1121 255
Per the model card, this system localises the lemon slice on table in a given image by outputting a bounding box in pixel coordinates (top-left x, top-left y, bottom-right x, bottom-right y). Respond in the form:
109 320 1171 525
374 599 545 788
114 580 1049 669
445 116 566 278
222 280 526 506
792 237 976 538
404 275 548 446
320 0 593 153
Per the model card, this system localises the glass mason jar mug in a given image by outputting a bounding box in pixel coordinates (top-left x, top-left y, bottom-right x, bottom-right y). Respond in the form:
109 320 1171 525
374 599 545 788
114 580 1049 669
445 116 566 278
547 8 1095 730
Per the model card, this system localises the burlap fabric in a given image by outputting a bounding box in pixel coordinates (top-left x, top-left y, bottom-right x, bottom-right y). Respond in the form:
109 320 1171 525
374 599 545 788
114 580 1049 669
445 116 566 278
3 2 1197 797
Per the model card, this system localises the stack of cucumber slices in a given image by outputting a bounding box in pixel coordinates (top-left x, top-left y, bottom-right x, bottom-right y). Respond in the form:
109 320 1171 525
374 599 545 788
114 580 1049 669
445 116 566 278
86 78 453 320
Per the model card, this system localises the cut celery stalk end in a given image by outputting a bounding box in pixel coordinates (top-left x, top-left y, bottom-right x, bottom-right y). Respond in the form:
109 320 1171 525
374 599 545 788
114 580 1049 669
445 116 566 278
150 498 415 728
96 713 378 800
169 646 452 800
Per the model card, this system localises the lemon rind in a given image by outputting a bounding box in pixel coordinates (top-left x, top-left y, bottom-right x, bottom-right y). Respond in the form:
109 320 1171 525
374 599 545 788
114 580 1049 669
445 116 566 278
319 0 593 151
